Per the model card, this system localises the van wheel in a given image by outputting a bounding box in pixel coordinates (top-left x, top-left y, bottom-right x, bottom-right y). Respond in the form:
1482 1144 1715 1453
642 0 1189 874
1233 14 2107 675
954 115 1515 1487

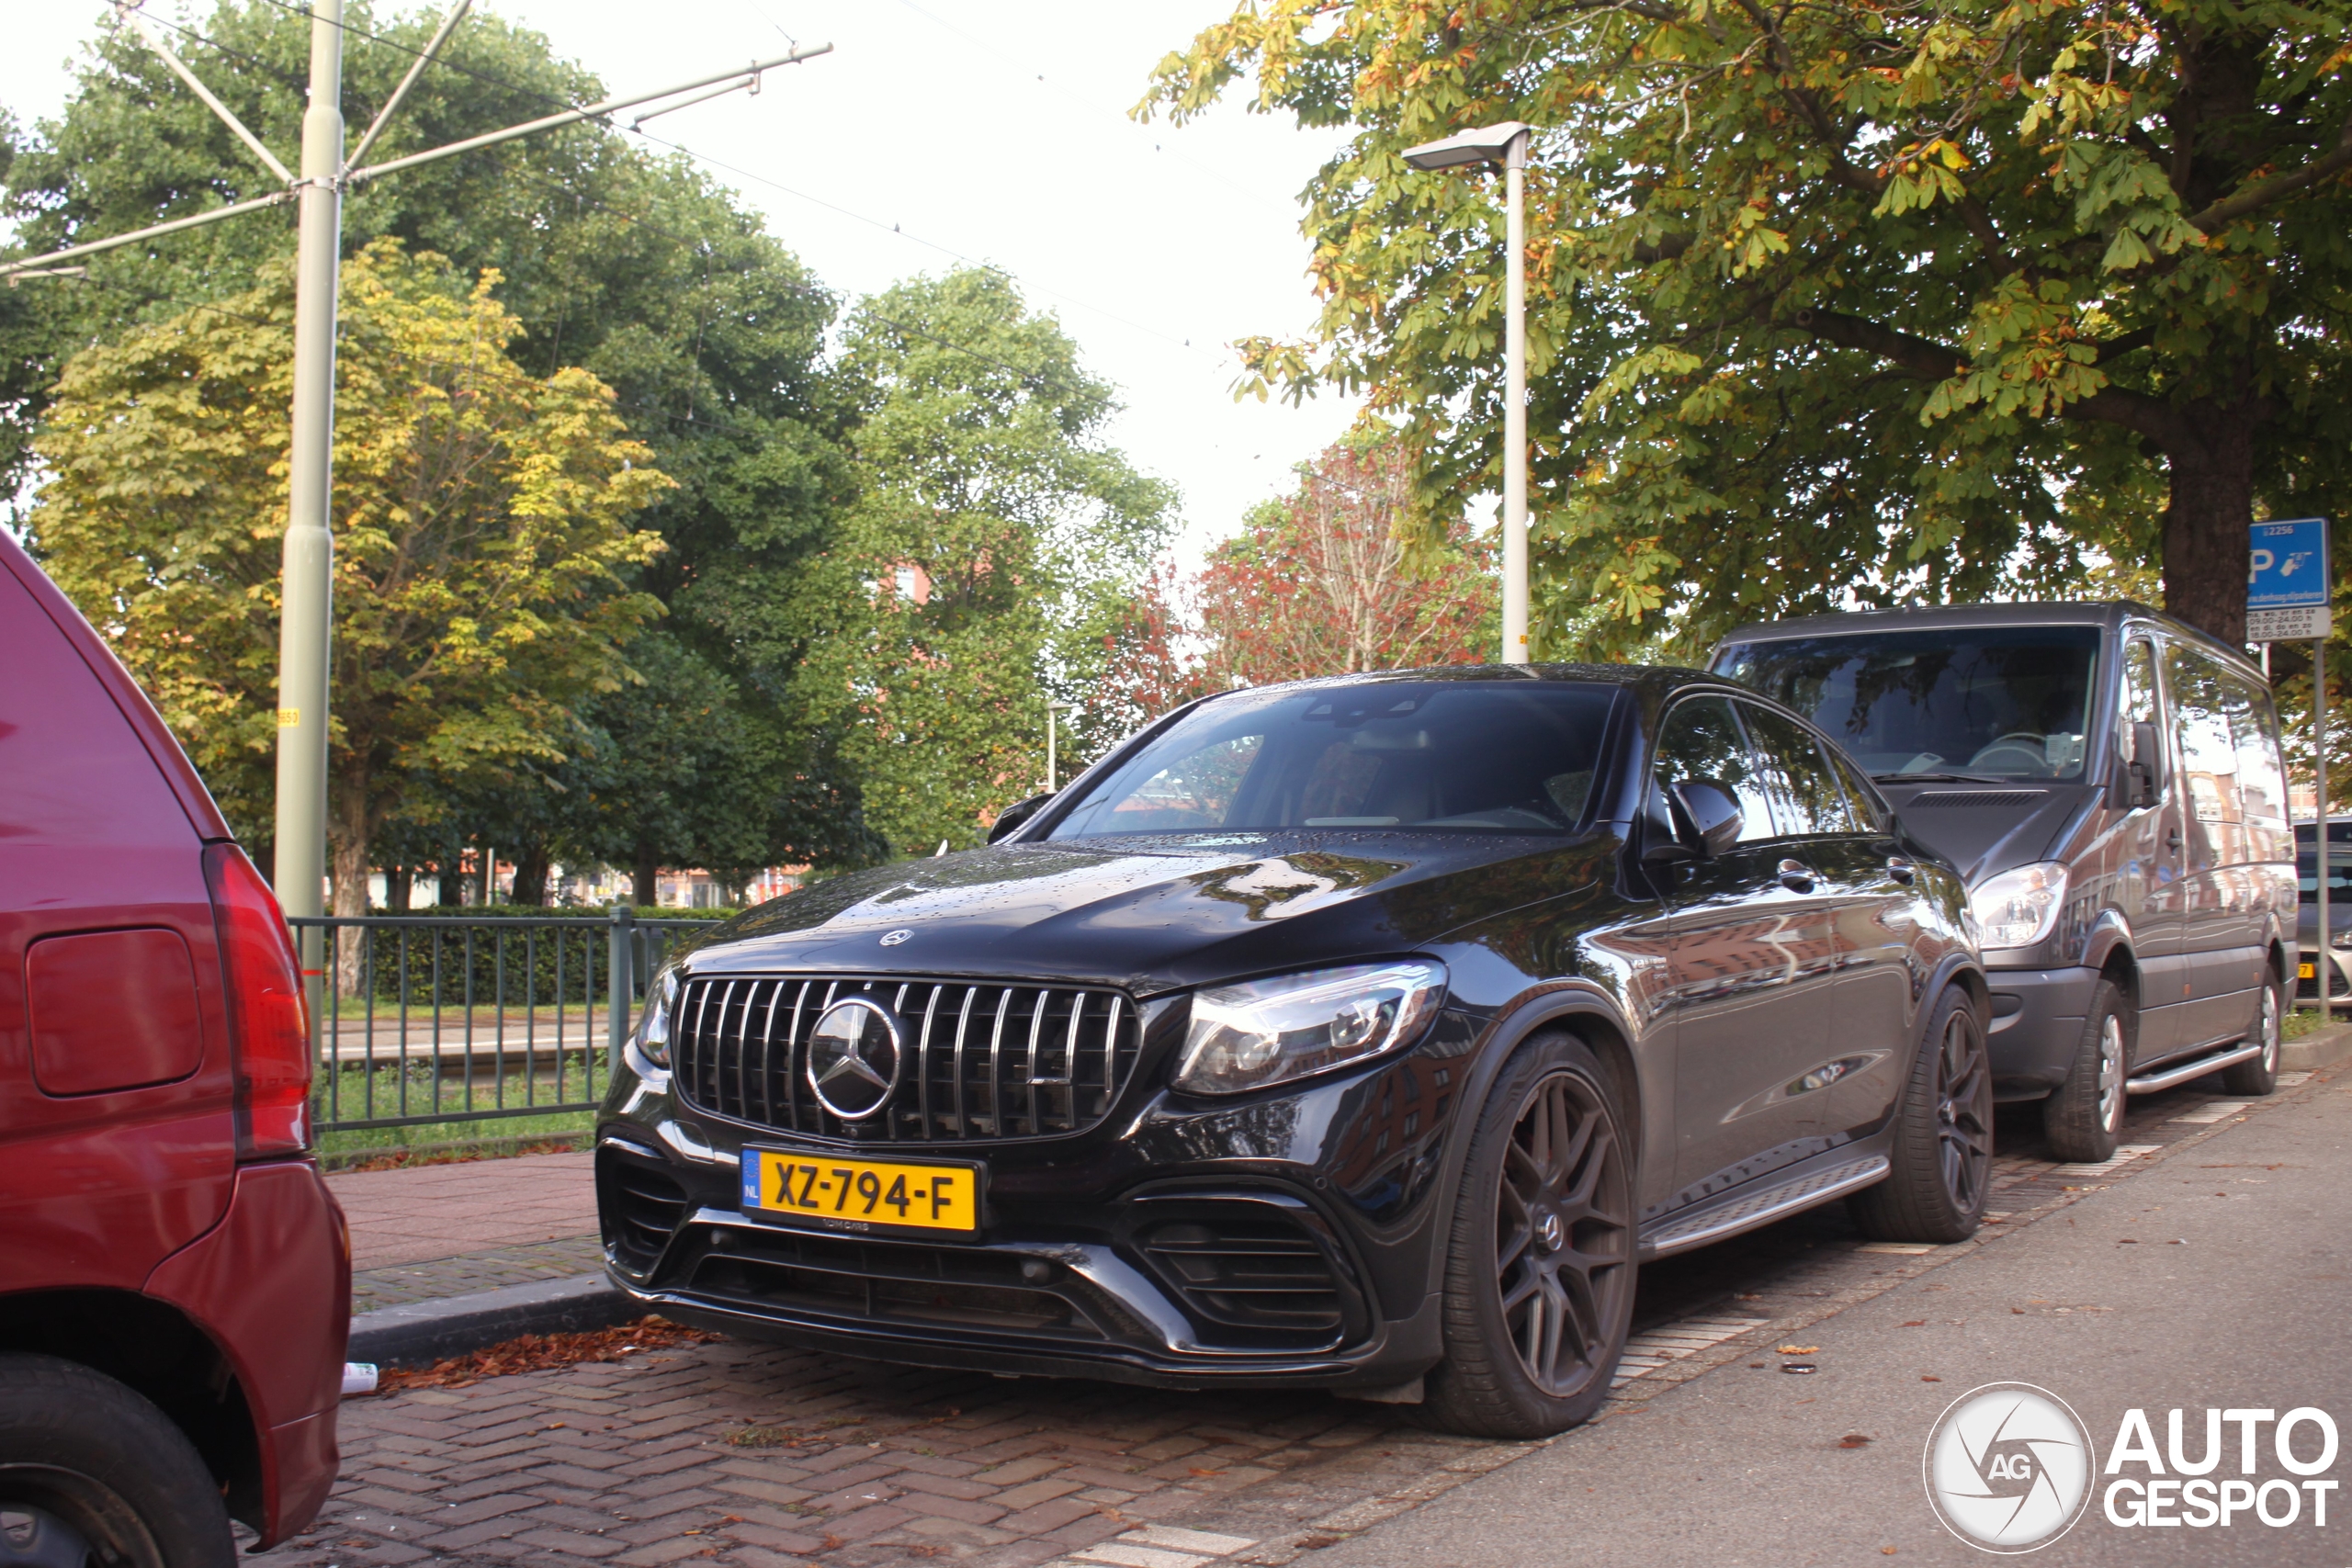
1419 1033 1634 1438
2042 978 2132 1163
1850 986 1990 1245
0 1353 233 1568
2221 975 2283 1097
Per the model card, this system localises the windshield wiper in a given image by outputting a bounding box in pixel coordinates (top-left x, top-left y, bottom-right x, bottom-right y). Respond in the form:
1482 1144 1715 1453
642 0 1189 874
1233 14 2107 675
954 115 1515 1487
1870 772 2029 786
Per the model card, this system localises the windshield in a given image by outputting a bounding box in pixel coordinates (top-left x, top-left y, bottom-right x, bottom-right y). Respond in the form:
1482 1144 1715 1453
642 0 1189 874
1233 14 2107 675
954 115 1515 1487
1714 626 2101 780
1047 681 1619 840
2297 826 2352 906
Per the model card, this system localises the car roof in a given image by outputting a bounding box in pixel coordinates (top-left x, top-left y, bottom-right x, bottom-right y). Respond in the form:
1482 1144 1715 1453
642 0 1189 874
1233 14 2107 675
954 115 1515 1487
1203 661 1724 702
1715 600 2262 677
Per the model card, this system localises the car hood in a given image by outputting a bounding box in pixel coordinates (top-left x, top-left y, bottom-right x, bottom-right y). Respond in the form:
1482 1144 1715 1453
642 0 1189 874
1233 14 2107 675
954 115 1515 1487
681 829 1623 995
1875 782 2098 886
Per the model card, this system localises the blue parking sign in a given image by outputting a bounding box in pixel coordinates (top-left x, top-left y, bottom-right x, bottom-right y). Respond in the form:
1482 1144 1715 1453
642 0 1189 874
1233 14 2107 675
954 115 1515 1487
2249 517 2330 608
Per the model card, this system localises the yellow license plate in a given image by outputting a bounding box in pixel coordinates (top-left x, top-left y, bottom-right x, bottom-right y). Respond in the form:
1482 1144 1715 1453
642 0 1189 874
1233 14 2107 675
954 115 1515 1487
2301 963 2317 980
741 1149 981 1233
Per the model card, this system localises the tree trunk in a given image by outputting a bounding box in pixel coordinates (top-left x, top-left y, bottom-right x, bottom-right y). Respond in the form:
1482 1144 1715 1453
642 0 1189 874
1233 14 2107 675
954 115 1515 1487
330 765 373 998
634 842 660 908
510 842 550 907
2158 402 2261 647
434 858 463 908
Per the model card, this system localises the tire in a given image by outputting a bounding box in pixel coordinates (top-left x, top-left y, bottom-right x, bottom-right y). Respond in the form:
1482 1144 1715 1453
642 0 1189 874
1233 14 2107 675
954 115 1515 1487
2042 977 2132 1163
0 1353 233 1568
1849 986 1991 1245
1419 1032 1636 1438
2221 971 2284 1097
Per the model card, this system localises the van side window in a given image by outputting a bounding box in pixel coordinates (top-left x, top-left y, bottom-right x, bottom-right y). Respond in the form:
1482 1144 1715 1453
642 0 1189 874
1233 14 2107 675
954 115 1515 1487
2224 673 2291 863
1655 696 1778 845
2164 645 2246 864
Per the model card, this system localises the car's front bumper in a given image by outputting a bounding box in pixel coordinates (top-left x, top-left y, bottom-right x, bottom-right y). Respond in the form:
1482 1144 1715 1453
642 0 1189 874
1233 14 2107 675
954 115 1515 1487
1983 965 2099 1101
2296 945 2351 1003
593 1042 1462 1393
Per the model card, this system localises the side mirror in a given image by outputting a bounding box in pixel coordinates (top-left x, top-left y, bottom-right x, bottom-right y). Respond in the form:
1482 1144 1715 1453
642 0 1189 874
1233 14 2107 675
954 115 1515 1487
988 792 1054 843
1666 778 1745 860
2126 720 2165 808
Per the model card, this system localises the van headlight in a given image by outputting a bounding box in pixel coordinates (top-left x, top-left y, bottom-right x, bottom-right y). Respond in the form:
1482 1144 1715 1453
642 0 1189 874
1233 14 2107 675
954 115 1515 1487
631 967 681 1070
1969 863 2069 950
1174 961 1446 1095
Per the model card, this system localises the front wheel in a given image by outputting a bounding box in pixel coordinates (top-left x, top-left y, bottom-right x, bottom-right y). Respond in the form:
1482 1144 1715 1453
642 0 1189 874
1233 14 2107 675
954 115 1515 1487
2220 973 2284 1097
0 1354 234 1568
1849 986 1991 1245
1420 1032 1635 1438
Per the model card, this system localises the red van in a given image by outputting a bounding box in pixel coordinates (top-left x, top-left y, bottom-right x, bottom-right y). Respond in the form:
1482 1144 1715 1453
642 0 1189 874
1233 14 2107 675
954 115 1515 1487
0 531 346 1562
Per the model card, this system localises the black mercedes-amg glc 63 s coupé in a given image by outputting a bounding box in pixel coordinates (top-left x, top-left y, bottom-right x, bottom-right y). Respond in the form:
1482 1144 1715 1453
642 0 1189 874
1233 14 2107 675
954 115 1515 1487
595 664 1984 1438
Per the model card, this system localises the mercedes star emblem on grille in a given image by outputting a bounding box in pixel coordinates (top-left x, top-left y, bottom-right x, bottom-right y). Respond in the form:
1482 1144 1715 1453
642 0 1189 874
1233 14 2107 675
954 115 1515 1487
880 929 912 946
805 998 903 1120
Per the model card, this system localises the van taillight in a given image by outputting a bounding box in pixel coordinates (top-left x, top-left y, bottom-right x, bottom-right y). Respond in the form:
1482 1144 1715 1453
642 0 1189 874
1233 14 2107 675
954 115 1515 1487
204 842 313 1158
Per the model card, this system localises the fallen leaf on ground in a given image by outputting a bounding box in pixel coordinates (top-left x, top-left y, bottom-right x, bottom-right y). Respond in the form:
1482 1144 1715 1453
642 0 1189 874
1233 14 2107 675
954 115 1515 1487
1839 1435 1871 1449
374 1316 718 1393
1298 1538 1342 1551
1776 1345 1819 1355
1189 1468 1227 1477
1922 1376 1942 1382
1900 1321 1926 1327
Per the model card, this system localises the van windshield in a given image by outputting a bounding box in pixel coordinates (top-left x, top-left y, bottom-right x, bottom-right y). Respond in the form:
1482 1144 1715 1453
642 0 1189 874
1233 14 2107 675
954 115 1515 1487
1047 681 1618 839
1714 626 2101 781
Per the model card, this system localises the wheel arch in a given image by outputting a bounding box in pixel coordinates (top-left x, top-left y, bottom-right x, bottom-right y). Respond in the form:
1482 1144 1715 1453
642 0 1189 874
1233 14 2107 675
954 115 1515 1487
0 1287 264 1529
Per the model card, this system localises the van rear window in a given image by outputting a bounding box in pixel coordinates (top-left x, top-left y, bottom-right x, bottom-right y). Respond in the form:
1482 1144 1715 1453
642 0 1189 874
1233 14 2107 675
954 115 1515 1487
1714 627 2100 781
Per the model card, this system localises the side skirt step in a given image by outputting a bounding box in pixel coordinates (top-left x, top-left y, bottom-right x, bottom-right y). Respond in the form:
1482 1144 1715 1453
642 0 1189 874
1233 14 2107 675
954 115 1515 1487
2125 1040 2262 1095
1638 1155 1891 1260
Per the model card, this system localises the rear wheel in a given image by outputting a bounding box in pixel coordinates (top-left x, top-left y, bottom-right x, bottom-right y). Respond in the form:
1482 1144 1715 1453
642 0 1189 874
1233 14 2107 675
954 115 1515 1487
0 1354 233 1568
1850 986 1990 1245
2220 972 2283 1097
2042 977 2131 1163
1420 1033 1635 1438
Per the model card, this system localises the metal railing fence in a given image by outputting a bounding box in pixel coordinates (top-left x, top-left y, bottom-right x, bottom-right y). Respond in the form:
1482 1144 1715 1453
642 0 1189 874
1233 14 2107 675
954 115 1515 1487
293 908 719 1134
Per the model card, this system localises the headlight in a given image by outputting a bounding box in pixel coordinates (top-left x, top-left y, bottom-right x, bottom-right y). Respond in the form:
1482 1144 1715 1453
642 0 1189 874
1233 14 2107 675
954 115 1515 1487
1969 863 2069 950
1174 961 1446 1096
633 967 680 1068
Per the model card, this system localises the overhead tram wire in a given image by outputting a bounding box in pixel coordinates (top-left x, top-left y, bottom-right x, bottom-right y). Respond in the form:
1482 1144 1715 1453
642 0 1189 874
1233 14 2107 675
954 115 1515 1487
97 10 1099 396
243 0 1231 370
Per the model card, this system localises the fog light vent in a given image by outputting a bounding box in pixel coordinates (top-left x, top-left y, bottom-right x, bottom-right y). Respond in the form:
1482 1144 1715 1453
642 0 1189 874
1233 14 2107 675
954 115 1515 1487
1138 1214 1344 1334
597 1147 689 1272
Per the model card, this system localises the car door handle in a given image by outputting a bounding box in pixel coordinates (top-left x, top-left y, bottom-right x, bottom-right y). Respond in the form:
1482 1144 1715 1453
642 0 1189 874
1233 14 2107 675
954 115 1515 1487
1885 857 1917 886
2166 827 2183 853
1777 858 1816 894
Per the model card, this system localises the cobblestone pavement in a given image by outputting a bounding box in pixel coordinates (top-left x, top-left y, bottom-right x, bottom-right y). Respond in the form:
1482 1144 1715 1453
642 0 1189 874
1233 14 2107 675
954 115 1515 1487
354 1237 608 1314
280 1064 2339 1567
333 1151 596 1270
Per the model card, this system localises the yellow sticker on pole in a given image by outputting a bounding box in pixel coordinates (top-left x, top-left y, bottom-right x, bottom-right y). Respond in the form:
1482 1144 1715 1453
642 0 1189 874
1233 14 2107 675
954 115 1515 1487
277 707 300 728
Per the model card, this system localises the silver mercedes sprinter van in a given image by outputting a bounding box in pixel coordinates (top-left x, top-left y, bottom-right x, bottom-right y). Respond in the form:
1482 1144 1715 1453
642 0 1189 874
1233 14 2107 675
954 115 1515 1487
1713 603 2293 1160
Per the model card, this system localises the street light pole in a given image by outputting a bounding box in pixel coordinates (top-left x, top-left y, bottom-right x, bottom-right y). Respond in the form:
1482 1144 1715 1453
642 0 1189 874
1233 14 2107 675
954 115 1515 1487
1501 132 1528 665
1401 121 1535 665
276 0 345 1005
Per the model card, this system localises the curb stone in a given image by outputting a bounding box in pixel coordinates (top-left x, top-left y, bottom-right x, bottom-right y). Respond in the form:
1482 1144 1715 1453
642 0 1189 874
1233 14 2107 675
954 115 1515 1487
2282 1020 2351 1072
345 1270 629 1367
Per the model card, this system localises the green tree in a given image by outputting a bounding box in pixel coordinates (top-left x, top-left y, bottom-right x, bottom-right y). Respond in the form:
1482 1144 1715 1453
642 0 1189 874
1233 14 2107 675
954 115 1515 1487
5 2 866 874
806 269 1177 855
1144 0 2352 651
28 241 669 950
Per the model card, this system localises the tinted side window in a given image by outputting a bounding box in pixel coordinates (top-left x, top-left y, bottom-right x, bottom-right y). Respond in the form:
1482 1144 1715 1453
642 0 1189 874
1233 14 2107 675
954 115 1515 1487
1741 705 1860 836
1824 744 1890 832
2165 645 2246 861
2225 673 2291 863
1655 696 1776 845
2119 638 2160 787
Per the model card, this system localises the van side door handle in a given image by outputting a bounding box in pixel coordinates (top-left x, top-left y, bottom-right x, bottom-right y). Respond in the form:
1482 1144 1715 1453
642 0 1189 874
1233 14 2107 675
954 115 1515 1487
1885 857 1917 886
1777 858 1816 894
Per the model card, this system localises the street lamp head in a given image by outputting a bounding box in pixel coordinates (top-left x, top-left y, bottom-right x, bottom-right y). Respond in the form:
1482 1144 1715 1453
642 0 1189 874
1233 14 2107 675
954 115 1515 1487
1401 120 1532 172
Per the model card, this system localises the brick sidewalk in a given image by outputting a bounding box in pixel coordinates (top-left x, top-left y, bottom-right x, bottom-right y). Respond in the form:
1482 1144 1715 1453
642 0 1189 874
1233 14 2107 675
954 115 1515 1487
354 1237 608 1314
333 1150 599 1272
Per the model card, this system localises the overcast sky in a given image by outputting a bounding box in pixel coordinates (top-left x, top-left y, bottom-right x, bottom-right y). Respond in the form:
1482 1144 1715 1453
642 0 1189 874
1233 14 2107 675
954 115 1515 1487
1 1 1365 565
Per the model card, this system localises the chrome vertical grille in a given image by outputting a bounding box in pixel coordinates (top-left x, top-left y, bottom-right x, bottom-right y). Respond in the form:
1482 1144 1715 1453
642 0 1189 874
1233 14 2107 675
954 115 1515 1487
672 976 1142 1142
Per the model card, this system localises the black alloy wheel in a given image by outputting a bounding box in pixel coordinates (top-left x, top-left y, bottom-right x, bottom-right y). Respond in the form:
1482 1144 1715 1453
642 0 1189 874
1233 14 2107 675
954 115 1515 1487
1423 1033 1634 1438
1850 986 1991 1245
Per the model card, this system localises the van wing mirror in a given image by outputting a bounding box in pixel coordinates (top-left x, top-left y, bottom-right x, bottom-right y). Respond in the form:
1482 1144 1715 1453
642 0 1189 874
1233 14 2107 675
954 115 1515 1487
1665 778 1745 860
2126 721 2165 808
